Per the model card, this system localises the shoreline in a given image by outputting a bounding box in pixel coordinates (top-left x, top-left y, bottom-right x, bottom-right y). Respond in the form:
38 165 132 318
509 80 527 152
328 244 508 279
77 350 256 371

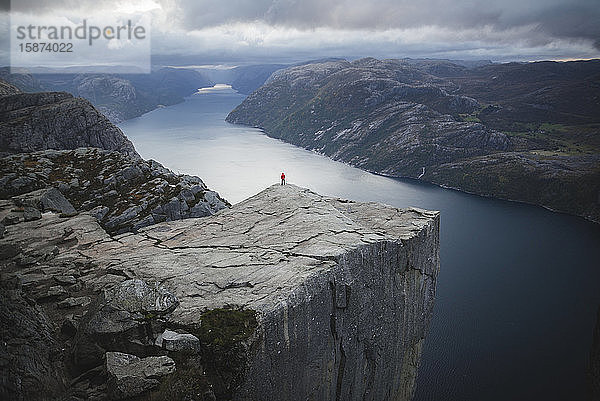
235 122 600 225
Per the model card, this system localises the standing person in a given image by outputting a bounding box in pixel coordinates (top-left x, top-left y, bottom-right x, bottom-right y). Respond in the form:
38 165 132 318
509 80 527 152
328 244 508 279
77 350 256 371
281 172 286 185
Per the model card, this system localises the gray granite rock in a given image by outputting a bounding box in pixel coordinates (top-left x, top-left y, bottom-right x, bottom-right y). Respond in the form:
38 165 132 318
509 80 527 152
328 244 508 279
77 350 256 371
1 214 20 226
47 285 67 297
0 279 66 401
58 296 92 309
0 184 440 401
71 279 179 372
13 187 77 215
54 275 77 285
105 351 175 399
86 279 179 335
0 89 139 158
155 329 201 352
22 206 41 221
0 149 229 234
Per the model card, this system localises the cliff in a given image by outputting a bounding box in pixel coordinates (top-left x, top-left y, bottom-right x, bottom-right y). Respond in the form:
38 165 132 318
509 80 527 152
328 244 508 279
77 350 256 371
226 58 600 222
0 184 440 401
0 88 139 158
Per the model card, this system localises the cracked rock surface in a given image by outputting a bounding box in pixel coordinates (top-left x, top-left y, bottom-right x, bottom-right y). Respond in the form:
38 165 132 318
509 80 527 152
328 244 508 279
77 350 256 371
0 184 439 401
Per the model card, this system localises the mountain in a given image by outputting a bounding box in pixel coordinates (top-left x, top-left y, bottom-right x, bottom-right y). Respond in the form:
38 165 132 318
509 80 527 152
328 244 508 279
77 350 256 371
0 87 138 158
228 59 345 94
0 67 213 122
229 64 289 94
227 58 600 222
0 71 440 400
0 78 228 233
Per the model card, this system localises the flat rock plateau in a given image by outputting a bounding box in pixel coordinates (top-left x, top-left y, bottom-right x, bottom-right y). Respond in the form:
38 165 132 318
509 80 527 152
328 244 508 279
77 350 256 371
0 184 440 401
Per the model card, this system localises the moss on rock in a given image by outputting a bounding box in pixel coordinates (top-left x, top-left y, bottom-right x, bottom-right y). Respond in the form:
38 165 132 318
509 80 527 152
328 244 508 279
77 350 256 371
197 308 257 348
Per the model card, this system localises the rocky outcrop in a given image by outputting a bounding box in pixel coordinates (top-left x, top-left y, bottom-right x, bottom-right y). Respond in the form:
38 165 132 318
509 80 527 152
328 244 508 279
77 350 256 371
0 148 229 234
0 278 67 401
0 184 440 401
105 352 176 400
72 279 180 372
227 58 600 222
0 86 139 158
0 80 21 97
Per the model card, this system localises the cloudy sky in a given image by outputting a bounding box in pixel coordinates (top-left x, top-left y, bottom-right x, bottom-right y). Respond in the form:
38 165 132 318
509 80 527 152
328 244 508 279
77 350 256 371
1 0 599 66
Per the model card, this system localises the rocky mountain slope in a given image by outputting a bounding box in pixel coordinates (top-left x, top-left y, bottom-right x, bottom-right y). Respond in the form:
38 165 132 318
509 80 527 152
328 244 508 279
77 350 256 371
0 148 228 235
0 184 439 401
0 79 229 233
0 88 139 158
1 68 213 122
227 58 600 222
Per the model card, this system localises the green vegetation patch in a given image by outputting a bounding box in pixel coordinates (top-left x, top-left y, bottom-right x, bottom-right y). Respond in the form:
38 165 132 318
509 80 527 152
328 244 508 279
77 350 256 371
458 113 481 123
151 367 213 401
182 308 259 399
197 308 258 347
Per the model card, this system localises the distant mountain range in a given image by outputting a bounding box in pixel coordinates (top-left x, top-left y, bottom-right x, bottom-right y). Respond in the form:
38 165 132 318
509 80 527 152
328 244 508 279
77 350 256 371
227 58 600 222
0 78 228 234
0 67 213 122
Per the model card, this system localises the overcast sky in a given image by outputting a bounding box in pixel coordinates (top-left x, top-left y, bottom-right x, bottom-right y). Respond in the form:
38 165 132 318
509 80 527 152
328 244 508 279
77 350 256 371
1 0 599 66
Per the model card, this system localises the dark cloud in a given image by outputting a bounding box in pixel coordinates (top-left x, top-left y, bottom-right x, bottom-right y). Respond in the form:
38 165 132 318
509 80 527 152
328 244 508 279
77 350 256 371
3 0 599 62
9 0 109 13
160 0 600 58
533 4 600 49
171 0 600 40
174 0 505 30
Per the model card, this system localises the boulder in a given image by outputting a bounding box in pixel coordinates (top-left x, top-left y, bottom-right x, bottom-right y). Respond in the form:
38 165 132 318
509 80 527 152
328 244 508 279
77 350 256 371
72 279 179 372
87 279 179 334
23 206 41 221
105 351 175 400
155 329 201 352
57 296 92 309
13 188 77 215
1 214 20 226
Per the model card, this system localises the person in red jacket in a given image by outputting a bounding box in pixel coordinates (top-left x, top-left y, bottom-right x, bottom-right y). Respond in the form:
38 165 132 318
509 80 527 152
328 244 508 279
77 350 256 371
280 172 286 185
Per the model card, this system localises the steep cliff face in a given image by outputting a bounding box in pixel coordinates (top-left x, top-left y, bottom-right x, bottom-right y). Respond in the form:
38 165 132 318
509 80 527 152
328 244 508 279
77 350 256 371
233 192 440 401
0 87 139 158
0 184 439 401
226 58 600 222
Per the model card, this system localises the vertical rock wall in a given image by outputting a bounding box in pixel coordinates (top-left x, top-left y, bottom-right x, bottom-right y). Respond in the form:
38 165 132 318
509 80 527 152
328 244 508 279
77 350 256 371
237 211 440 400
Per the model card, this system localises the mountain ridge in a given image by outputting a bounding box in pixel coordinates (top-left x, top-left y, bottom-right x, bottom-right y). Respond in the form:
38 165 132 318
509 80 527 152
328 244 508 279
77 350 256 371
227 58 600 222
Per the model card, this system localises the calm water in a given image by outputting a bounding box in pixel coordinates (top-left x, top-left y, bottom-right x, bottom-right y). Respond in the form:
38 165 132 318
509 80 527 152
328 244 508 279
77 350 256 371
120 86 600 401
